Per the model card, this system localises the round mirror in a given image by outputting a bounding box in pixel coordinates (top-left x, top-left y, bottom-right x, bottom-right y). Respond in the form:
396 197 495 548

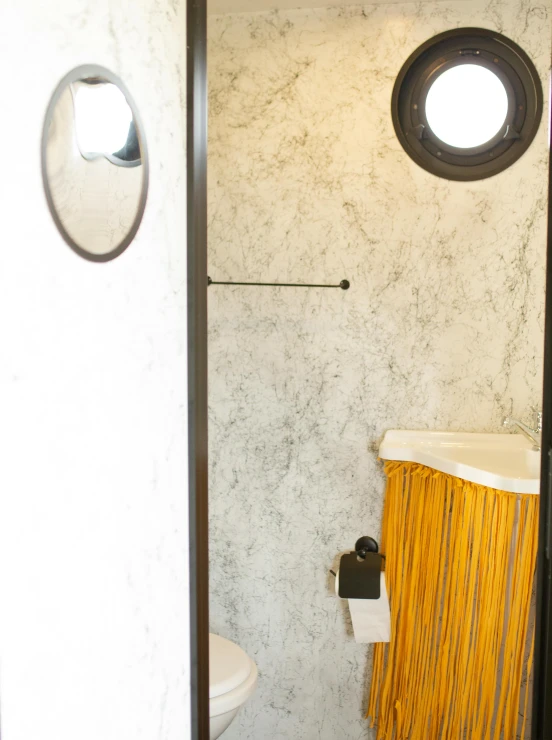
42 65 148 262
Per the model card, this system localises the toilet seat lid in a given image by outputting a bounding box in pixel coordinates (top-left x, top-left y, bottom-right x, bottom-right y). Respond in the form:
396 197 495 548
209 633 252 698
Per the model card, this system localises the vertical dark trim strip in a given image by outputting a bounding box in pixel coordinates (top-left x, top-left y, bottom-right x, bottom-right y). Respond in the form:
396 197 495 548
187 0 209 736
533 85 552 739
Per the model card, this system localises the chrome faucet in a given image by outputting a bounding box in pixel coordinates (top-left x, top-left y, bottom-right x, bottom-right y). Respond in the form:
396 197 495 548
503 409 542 451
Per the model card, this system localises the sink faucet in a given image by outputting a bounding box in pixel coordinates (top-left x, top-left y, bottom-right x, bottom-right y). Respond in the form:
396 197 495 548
503 409 542 451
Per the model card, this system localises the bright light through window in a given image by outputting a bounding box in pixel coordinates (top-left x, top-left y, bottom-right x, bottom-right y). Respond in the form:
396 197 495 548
425 64 509 148
74 83 133 156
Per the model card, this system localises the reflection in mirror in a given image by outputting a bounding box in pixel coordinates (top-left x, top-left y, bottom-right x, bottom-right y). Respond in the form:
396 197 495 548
42 65 148 261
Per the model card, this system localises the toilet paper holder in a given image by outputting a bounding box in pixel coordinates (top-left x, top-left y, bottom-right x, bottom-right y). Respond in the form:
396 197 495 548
331 536 386 600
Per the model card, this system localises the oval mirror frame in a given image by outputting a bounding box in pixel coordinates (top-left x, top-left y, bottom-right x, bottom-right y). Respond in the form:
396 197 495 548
41 64 149 262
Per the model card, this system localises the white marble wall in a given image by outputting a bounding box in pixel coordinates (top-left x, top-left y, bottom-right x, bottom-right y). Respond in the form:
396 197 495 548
208 1 550 738
0 3 190 740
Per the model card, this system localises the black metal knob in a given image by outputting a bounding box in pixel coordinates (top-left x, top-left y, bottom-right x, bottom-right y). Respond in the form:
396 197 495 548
355 536 379 559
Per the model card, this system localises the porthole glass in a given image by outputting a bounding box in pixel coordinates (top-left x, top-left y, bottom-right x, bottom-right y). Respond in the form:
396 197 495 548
425 65 508 148
392 29 543 181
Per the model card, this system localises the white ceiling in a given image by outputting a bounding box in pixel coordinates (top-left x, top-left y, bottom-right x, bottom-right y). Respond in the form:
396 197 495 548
209 0 445 14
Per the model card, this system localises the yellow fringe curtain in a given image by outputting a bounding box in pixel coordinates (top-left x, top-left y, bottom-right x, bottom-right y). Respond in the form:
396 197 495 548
367 462 539 740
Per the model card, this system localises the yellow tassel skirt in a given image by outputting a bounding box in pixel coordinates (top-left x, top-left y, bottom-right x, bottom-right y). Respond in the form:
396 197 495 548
367 462 539 740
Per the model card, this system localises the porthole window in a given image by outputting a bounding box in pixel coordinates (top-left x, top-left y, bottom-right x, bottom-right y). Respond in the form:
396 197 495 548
392 28 543 181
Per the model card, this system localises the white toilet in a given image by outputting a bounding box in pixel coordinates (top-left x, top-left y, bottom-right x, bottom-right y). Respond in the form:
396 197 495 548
209 633 258 739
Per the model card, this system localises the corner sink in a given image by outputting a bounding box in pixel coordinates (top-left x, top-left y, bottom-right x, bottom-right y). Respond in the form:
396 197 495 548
379 431 540 494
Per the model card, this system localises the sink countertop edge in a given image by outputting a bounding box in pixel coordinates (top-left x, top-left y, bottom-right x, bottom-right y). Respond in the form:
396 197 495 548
379 430 540 495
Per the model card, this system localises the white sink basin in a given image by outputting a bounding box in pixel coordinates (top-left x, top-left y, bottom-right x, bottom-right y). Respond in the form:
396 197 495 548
379 431 541 494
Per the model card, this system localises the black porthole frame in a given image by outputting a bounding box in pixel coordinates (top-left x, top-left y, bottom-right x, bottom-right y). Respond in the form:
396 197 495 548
392 28 543 181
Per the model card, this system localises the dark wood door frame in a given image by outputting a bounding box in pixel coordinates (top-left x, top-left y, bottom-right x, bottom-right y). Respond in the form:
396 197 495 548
533 83 552 737
187 0 209 736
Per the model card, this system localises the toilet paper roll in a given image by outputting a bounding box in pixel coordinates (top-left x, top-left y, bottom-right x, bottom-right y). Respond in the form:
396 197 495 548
335 569 391 644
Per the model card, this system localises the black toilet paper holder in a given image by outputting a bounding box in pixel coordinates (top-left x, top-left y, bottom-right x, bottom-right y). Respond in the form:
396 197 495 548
331 536 385 600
